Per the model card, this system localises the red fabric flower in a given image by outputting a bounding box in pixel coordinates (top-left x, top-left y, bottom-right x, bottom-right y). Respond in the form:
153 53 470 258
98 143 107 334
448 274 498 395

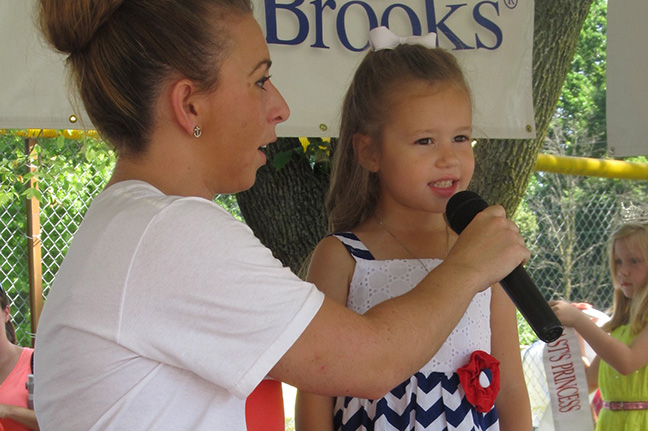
457 350 500 413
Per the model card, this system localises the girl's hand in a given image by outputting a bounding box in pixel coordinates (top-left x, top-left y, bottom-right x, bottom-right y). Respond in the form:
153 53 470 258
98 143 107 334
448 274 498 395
549 300 586 328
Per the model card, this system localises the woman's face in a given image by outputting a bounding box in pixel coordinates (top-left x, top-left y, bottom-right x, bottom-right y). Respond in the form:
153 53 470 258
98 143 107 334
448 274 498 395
195 14 289 195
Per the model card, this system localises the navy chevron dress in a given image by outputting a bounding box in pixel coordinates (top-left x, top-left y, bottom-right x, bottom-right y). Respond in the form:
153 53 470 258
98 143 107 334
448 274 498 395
331 233 499 431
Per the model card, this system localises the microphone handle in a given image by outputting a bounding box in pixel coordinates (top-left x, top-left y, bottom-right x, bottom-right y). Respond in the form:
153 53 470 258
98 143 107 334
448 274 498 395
500 265 563 343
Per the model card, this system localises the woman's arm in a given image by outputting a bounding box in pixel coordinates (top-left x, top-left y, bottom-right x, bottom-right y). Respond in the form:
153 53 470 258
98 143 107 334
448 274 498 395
271 205 530 399
295 236 354 431
0 404 39 430
490 284 532 431
551 301 648 375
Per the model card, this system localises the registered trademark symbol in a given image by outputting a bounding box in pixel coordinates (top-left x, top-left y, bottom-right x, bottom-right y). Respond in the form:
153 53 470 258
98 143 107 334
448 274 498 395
503 0 518 9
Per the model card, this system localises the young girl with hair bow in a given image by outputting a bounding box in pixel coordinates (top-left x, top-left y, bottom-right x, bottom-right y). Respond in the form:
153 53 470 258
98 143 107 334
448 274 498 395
295 27 532 431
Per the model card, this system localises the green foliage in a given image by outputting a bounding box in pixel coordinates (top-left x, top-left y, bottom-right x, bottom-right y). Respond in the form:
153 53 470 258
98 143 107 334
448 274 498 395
517 312 537 347
0 135 27 207
514 130 647 310
215 193 242 221
552 0 607 154
0 132 116 345
0 131 247 344
273 137 333 171
515 0 647 339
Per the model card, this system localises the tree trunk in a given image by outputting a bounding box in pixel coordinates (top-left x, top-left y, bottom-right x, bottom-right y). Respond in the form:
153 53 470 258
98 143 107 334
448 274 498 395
471 0 594 215
236 138 329 275
239 0 595 271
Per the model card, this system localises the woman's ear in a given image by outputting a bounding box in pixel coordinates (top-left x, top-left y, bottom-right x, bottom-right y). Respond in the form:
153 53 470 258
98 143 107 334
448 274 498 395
353 133 380 172
170 79 200 137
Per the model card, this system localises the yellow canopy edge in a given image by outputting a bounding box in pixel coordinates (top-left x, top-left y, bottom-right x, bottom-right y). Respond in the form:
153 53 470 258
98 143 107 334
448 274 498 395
1 130 646 180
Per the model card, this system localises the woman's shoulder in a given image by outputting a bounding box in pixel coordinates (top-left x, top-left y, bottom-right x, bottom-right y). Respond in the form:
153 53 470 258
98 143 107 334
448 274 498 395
13 346 34 373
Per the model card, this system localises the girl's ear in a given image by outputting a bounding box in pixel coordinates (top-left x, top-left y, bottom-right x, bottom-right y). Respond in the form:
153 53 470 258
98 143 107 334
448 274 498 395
170 79 201 137
353 133 380 172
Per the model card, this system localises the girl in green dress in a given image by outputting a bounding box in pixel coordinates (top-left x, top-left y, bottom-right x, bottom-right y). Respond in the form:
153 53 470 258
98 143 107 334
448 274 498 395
552 221 648 430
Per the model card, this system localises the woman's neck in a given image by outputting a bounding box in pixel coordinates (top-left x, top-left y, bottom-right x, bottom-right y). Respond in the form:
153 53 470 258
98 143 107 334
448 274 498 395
107 155 212 200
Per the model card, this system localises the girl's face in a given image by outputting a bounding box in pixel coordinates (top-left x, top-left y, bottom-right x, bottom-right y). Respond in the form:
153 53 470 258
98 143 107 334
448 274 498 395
195 14 289 194
614 236 648 299
373 81 474 214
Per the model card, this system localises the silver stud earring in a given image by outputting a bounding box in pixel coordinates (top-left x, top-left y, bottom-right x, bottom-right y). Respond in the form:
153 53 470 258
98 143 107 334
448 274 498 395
193 126 202 138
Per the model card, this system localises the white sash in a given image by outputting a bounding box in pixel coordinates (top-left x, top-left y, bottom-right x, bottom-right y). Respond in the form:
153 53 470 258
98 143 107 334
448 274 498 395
542 327 594 431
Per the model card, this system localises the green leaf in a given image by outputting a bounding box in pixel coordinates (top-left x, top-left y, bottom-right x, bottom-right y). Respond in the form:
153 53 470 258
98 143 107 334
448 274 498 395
22 187 43 202
0 192 13 207
273 150 295 171
85 147 96 162
23 171 41 182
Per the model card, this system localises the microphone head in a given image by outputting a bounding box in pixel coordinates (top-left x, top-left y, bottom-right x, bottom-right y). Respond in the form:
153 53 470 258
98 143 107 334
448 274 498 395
445 190 489 234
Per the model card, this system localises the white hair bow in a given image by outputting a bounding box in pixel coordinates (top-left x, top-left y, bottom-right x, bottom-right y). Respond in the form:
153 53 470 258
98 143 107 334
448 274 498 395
369 26 437 51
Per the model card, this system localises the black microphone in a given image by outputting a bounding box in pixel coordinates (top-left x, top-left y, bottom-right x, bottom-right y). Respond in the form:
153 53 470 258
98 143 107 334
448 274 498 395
445 190 563 343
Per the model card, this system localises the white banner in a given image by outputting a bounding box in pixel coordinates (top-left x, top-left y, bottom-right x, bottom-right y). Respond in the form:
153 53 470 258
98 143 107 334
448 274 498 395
542 327 594 431
255 0 535 138
1 0 535 140
607 1 648 157
0 0 78 131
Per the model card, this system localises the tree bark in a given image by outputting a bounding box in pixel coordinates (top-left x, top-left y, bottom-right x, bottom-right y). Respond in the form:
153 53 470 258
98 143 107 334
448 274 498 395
236 138 329 275
239 0 595 271
471 0 594 215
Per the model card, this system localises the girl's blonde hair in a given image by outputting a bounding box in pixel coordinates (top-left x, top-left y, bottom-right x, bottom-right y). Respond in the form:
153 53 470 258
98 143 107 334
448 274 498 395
326 44 471 232
602 222 648 334
37 0 252 156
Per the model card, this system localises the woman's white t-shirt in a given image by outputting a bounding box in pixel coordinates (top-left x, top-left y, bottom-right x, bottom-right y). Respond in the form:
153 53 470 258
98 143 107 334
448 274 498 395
34 180 324 430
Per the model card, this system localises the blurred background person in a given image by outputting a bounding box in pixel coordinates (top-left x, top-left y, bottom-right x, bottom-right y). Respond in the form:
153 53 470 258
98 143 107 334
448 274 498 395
0 287 38 431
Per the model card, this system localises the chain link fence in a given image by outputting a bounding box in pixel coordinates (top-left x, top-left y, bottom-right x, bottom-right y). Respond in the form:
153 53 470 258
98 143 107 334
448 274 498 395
514 170 648 429
0 133 241 346
1 133 646 429
0 133 114 347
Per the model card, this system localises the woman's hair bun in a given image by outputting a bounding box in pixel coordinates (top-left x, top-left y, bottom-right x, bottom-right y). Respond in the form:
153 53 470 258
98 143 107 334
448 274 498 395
38 0 124 54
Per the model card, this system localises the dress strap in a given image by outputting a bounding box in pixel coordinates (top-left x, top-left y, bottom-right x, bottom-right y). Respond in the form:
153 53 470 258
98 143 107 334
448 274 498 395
330 232 375 261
